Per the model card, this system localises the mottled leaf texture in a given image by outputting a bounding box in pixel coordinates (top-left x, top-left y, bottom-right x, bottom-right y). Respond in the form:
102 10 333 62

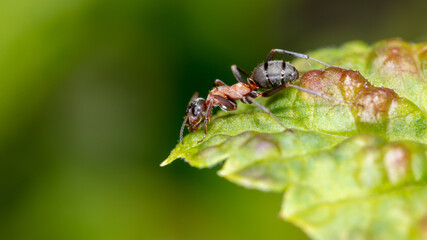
162 39 427 240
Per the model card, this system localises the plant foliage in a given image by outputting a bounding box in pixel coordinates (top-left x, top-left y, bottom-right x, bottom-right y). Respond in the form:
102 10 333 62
162 39 427 240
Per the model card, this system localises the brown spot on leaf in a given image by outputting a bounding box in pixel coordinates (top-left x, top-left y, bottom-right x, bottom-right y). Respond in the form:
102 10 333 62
299 70 327 94
369 39 419 75
300 67 351 101
321 67 347 85
300 67 372 102
300 67 400 124
420 213 427 240
417 45 427 60
338 70 372 101
245 134 281 157
356 87 398 123
383 144 410 184
415 44 427 81
299 51 414 133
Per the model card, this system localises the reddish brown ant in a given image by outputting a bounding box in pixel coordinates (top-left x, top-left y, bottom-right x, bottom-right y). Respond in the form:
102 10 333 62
179 49 355 143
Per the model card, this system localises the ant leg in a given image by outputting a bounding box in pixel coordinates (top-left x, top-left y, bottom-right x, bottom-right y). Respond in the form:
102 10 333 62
261 85 284 97
231 65 251 84
198 101 214 143
215 96 237 111
244 96 289 131
180 92 199 143
214 79 227 87
197 96 236 143
286 83 362 107
266 49 334 68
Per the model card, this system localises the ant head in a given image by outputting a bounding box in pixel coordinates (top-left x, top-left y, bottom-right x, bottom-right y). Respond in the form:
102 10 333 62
186 98 207 131
180 94 207 143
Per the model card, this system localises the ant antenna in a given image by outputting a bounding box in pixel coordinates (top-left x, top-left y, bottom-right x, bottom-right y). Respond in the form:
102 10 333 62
179 115 188 143
266 49 333 68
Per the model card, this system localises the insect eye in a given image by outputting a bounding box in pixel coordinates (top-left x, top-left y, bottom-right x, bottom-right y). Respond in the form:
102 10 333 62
192 107 200 116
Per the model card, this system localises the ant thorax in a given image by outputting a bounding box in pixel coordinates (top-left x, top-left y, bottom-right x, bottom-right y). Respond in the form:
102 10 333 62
209 82 252 101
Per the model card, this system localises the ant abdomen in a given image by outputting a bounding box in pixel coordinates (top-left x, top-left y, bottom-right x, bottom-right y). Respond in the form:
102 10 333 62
251 60 299 89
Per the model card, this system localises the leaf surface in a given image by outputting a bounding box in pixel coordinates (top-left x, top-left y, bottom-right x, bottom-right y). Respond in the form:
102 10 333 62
162 39 427 240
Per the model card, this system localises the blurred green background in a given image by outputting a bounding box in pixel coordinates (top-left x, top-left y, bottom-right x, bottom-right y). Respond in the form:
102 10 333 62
0 0 426 239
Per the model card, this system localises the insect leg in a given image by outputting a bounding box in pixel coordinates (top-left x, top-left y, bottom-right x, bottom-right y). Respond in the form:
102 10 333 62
244 96 289 131
214 79 227 87
261 85 285 97
214 96 237 111
286 83 362 107
266 49 333 68
231 65 251 84
198 100 214 143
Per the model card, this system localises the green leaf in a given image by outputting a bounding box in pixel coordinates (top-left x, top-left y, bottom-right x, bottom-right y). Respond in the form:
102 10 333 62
162 39 427 240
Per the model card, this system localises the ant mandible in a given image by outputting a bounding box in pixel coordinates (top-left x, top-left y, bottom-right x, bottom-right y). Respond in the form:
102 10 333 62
179 49 353 143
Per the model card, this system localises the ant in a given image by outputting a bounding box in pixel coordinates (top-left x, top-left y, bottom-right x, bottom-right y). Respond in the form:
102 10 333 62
180 49 355 143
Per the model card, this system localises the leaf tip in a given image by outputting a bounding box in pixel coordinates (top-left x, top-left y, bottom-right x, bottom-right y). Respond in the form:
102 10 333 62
161 148 182 167
160 159 170 167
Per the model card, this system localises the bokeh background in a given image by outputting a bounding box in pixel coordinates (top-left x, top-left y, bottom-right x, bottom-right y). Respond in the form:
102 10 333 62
1 0 426 239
